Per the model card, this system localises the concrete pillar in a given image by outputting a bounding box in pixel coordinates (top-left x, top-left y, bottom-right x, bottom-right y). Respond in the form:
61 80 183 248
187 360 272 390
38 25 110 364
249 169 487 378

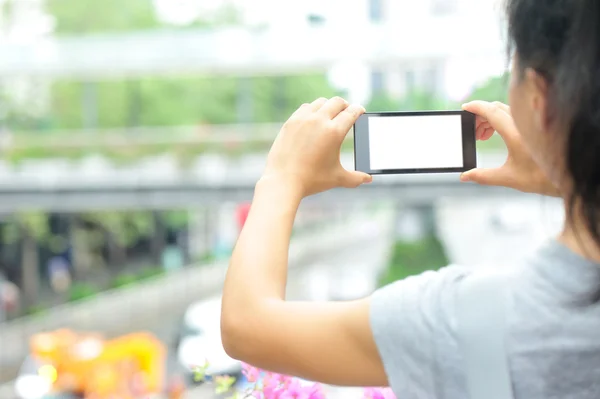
273 76 286 122
20 232 39 309
150 211 166 265
105 229 126 268
236 77 253 124
127 80 142 127
82 81 98 130
69 216 89 280
204 207 214 259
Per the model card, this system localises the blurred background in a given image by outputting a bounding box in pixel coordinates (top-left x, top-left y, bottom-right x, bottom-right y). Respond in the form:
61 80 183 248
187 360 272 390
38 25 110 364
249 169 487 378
0 0 565 398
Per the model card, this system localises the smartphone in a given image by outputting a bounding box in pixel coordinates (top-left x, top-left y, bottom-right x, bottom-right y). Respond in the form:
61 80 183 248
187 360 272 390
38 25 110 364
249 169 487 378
353 110 477 175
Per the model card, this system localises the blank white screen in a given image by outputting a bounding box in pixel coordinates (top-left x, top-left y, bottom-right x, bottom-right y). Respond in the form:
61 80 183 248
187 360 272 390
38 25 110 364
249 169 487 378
368 114 464 170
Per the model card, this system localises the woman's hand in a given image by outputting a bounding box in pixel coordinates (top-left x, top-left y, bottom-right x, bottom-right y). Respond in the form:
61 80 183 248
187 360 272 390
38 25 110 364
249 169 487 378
262 97 373 198
461 101 560 197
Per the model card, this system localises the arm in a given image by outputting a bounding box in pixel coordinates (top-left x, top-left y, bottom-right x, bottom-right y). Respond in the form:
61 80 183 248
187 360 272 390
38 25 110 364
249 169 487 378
221 97 387 387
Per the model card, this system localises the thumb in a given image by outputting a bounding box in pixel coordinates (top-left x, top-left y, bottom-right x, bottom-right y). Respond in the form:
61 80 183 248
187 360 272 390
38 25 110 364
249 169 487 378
460 167 506 187
339 170 373 188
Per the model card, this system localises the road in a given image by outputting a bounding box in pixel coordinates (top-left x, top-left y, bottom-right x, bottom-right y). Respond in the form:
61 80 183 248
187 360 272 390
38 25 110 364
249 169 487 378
436 195 564 268
0 215 392 399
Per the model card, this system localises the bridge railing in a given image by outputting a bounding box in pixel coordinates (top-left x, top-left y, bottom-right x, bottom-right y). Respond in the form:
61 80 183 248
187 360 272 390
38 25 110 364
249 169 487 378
3 123 356 162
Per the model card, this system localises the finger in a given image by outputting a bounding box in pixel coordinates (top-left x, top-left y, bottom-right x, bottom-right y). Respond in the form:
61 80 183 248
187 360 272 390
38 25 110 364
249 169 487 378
460 166 511 187
309 97 328 112
480 126 495 141
462 101 518 146
492 101 511 115
475 121 491 140
475 115 489 129
337 169 373 188
290 102 311 119
318 97 349 119
332 104 365 136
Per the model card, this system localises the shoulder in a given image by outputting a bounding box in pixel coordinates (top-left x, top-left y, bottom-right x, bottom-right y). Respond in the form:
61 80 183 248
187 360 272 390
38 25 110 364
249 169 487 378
369 264 476 397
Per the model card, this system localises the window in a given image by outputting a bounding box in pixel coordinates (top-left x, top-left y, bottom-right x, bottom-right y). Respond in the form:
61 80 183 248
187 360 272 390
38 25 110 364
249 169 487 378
431 0 458 15
369 0 384 22
371 70 385 94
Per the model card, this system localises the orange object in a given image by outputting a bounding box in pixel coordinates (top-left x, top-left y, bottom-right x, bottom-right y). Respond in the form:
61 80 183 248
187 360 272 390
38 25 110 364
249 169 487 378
28 329 166 398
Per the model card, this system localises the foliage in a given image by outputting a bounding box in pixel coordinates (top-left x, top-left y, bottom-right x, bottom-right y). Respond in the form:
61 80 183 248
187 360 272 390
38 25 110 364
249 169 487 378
463 73 511 151
111 266 164 288
15 212 50 240
398 90 449 111
365 93 401 112
111 273 138 289
137 266 164 280
45 73 336 131
46 0 161 35
378 236 449 287
367 90 450 113
24 304 47 317
0 0 337 133
162 211 189 230
465 73 510 104
67 282 97 302
79 211 161 248
192 361 396 399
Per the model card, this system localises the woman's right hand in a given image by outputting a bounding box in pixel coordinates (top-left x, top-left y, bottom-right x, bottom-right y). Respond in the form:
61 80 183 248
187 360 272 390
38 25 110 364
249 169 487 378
460 100 561 197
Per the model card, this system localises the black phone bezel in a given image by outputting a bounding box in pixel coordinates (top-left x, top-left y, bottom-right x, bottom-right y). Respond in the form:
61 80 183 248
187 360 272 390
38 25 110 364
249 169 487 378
353 110 477 175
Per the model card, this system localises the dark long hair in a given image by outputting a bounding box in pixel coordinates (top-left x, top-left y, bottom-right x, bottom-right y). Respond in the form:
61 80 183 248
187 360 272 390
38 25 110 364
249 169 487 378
506 0 600 247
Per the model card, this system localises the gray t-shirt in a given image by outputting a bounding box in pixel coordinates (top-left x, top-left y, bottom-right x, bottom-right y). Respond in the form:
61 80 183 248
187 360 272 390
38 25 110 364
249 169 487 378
370 239 600 399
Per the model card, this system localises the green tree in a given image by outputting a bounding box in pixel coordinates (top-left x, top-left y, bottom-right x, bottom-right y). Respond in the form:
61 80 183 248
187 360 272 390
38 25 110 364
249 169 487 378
465 74 510 103
366 90 448 113
46 0 160 34
365 93 401 112
399 90 448 111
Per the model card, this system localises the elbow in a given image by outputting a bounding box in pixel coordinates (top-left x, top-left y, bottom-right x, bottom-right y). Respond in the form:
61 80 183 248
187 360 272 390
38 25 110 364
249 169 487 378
221 313 245 360
221 300 259 362
221 299 271 362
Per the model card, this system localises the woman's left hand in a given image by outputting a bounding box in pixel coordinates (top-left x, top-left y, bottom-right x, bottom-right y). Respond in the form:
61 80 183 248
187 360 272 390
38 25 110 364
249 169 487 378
262 96 373 198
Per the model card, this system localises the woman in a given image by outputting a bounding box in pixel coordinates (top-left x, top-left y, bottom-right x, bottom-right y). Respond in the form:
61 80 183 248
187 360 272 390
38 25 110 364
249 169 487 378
221 0 600 397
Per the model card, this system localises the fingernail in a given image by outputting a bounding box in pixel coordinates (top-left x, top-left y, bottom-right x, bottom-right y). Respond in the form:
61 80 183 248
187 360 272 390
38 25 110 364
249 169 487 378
460 174 469 182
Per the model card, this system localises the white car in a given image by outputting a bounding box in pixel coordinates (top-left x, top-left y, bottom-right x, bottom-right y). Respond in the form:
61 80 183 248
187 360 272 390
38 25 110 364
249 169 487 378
175 296 242 385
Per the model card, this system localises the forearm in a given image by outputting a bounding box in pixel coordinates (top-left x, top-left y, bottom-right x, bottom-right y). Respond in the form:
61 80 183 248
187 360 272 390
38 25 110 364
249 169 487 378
222 176 303 318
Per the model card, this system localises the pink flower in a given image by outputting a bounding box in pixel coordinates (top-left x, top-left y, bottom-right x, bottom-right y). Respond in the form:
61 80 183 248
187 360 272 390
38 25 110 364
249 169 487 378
262 381 284 399
242 363 261 383
263 371 294 389
363 387 397 399
278 379 325 399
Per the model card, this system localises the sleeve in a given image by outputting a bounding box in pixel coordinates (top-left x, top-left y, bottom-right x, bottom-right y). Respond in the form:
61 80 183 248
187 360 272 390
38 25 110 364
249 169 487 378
369 264 474 398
